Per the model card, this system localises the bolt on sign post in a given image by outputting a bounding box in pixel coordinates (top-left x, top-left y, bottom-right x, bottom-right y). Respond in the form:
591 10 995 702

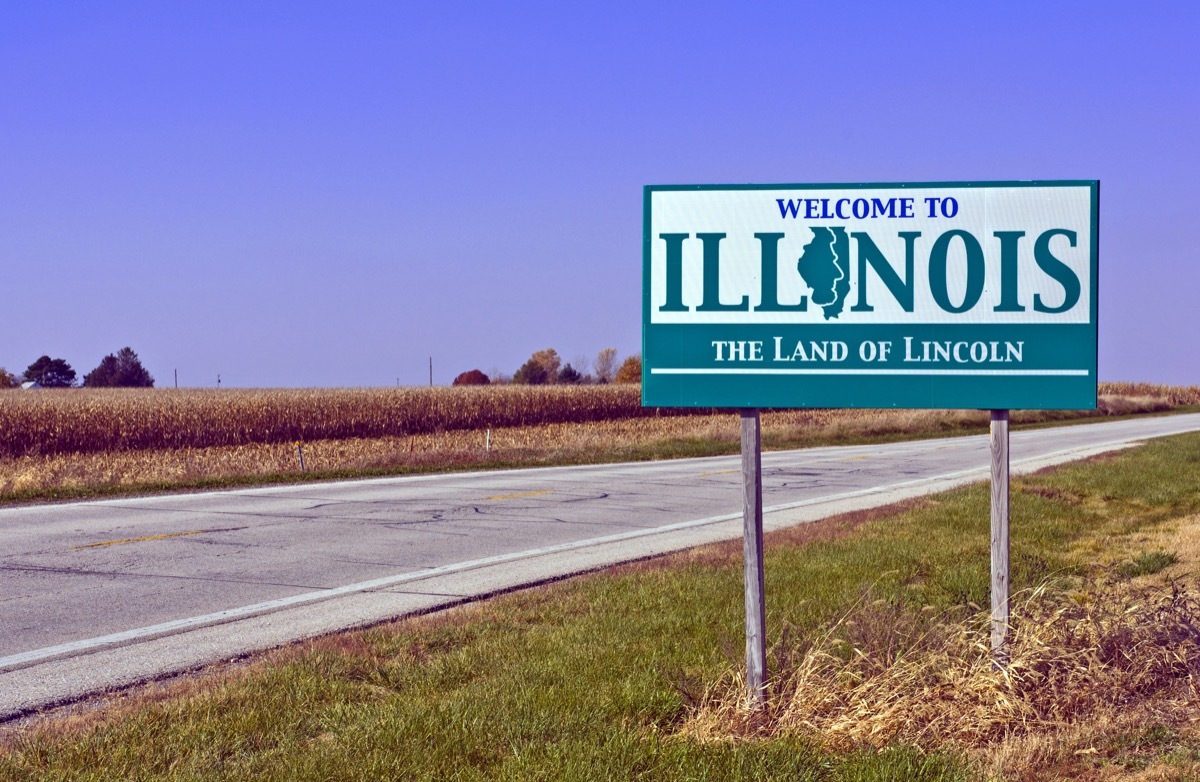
642 182 1099 698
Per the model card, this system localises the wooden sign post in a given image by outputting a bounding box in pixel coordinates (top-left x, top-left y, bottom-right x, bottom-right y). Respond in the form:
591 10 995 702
741 409 767 707
990 410 1010 668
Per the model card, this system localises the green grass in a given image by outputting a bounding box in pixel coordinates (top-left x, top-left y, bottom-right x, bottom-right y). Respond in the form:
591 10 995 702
3 433 1200 780
1118 550 1181 578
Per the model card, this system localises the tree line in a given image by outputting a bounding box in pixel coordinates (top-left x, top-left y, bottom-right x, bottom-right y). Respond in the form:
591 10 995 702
452 347 641 386
1 346 640 389
0 347 154 389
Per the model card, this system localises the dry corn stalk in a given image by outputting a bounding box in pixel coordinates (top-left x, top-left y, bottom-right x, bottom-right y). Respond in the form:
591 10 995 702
683 580 1200 753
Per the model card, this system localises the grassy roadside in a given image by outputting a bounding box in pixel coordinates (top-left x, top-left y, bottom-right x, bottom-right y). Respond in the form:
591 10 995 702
4 434 1200 779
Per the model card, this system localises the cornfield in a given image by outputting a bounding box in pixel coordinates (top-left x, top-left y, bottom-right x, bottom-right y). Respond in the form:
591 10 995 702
2 383 1196 461
1 383 1197 499
0 385 690 459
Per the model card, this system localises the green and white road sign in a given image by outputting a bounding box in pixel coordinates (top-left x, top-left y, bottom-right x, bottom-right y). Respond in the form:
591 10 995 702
642 181 1099 410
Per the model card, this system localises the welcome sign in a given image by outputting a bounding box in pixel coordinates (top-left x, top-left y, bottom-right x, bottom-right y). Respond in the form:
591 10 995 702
642 181 1099 409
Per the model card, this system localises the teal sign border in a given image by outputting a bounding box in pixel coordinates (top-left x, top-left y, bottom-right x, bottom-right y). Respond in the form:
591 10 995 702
642 181 1099 410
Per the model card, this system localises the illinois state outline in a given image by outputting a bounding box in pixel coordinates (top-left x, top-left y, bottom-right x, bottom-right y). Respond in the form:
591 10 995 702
797 226 850 319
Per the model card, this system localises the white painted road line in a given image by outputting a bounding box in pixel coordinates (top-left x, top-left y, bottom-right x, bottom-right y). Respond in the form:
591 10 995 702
0 437 1135 675
2 415 1198 721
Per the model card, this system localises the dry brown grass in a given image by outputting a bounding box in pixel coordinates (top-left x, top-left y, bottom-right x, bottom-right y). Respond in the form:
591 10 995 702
1097 383 1200 408
1 382 1193 460
0 414 741 496
0 382 1195 500
684 582 1200 742
681 514 1200 780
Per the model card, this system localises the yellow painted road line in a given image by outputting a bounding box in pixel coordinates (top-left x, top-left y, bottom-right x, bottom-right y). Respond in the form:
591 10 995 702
697 469 740 477
485 490 553 501
836 455 870 461
71 530 208 550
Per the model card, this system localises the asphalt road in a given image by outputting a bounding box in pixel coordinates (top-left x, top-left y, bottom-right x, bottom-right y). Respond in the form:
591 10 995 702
3 414 1199 720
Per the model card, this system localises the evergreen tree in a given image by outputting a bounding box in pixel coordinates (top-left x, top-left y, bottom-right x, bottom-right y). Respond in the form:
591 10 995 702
84 347 154 387
24 356 76 387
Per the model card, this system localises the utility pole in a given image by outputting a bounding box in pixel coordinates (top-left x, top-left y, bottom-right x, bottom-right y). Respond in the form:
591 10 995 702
429 357 433 387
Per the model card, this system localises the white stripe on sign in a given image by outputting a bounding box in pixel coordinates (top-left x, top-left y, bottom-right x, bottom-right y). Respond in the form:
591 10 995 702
650 368 1090 377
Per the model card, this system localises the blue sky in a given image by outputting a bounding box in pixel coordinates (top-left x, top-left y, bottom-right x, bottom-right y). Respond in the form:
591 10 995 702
2 2 1197 387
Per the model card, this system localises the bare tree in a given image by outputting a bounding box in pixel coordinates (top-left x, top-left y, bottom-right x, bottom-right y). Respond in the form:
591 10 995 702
571 354 594 383
594 347 618 384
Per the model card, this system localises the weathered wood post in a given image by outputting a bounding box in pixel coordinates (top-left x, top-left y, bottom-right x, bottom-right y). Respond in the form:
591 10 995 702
990 409 1010 668
741 409 767 707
